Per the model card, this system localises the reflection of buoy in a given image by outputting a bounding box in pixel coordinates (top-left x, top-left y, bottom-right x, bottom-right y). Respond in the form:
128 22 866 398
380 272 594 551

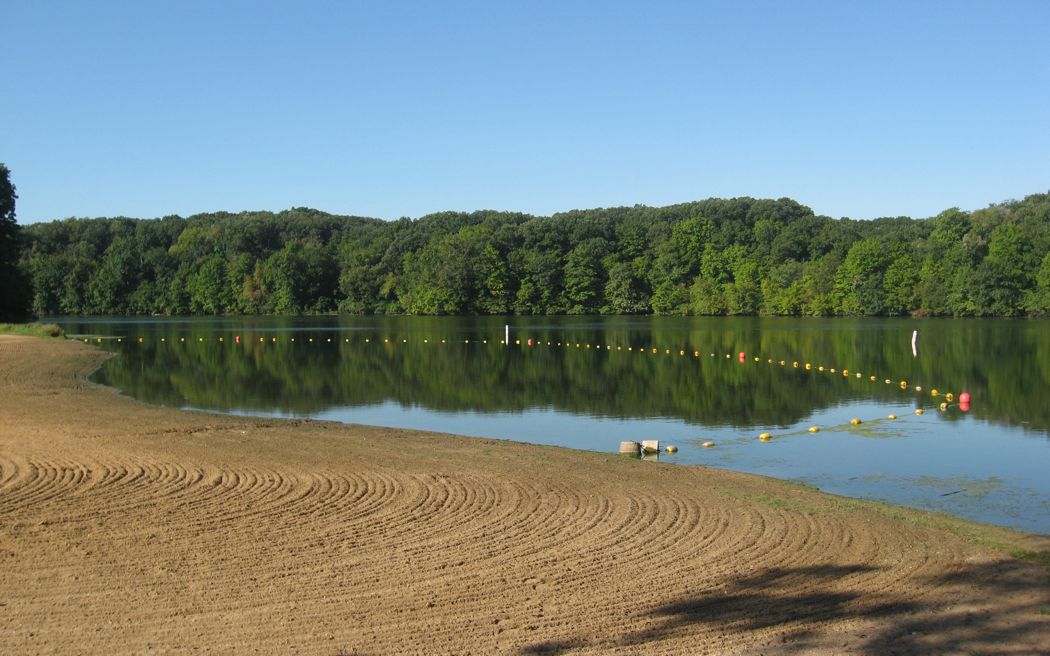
959 401 971 412
888 414 897 420
959 392 971 404
850 418 862 425
665 445 678 454
915 408 924 415
759 432 772 441
702 441 715 448
808 426 819 433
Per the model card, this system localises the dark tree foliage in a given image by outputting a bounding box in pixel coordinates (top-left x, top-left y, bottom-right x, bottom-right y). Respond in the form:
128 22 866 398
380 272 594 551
0 164 34 321
18 192 1050 317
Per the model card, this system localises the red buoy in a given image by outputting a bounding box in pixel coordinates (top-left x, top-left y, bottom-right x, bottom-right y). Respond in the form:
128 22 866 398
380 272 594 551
959 392 971 404
738 351 746 362
235 335 240 344
527 338 534 346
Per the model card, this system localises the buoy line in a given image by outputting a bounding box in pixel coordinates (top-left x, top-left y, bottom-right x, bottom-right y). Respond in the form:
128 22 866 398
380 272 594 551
97 333 973 422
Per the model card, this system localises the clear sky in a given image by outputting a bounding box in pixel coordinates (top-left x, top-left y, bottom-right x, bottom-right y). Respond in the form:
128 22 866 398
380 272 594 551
3 0 1048 224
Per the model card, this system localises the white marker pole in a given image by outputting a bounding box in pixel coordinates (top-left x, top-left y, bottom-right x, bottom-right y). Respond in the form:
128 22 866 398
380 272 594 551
912 330 918 357
505 324 509 346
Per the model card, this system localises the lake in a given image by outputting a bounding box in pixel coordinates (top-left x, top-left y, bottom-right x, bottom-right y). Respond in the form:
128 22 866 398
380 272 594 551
54 315 1050 535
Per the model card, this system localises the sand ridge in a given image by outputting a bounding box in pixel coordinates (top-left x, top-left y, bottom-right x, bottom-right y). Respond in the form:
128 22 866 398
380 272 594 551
0 335 1048 654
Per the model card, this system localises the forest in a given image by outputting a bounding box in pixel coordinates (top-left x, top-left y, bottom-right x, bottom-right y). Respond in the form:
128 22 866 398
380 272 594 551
16 192 1050 318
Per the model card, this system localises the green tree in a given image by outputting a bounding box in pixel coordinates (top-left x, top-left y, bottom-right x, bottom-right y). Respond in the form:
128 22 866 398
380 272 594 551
0 164 33 320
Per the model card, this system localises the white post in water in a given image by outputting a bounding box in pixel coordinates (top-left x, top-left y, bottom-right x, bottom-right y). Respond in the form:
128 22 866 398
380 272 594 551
912 330 918 357
505 324 509 346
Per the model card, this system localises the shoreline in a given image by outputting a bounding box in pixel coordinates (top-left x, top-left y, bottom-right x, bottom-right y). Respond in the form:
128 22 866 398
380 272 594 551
1 335 1048 653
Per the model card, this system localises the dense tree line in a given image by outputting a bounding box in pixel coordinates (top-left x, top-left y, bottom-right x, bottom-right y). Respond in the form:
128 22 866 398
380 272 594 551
18 192 1050 317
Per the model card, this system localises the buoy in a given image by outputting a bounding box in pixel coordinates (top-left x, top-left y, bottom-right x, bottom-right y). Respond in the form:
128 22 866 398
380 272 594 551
850 418 862 425
945 393 954 403
739 352 745 359
899 381 908 389
527 338 533 346
939 402 948 411
888 414 897 420
915 408 925 415
870 375 877 382
618 441 640 456
805 363 812 370
884 379 891 385
856 373 862 378
759 432 772 441
808 426 819 433
702 441 715 448
665 445 678 454
830 368 836 373
818 366 824 372
754 356 760 362
915 385 923 392
779 360 786 366
738 352 746 362
842 370 848 377
959 392 971 404
931 389 939 397
792 361 799 368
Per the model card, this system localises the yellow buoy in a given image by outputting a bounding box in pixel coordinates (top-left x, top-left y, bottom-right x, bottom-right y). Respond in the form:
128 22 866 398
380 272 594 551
793 361 799 368
856 373 862 378
702 441 715 448
665 445 679 454
915 385 923 392
808 426 819 433
939 402 948 411
805 363 812 370
850 418 862 425
888 414 897 420
915 408 925 415
899 381 908 389
884 379 892 385
842 369 849 376
931 388 939 397
870 375 877 382
754 356 760 362
759 432 772 441
945 393 954 402
830 368 836 373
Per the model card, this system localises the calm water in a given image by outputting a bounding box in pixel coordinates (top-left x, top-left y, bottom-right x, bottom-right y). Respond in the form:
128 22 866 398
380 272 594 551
55 316 1050 534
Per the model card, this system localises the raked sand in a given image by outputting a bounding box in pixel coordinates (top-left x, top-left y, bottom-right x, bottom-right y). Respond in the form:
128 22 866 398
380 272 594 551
0 335 1047 654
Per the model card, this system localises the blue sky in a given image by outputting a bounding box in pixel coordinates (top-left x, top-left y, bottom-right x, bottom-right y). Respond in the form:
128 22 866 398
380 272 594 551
3 0 1048 224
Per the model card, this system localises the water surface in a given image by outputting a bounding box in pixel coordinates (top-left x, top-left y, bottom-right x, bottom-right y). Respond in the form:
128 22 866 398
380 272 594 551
56 316 1050 534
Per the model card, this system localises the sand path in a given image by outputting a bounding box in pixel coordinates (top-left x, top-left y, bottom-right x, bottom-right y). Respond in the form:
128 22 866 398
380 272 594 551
0 335 1047 654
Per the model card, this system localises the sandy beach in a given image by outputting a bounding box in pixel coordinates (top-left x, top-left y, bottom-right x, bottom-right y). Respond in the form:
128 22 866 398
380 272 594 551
0 335 1047 654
